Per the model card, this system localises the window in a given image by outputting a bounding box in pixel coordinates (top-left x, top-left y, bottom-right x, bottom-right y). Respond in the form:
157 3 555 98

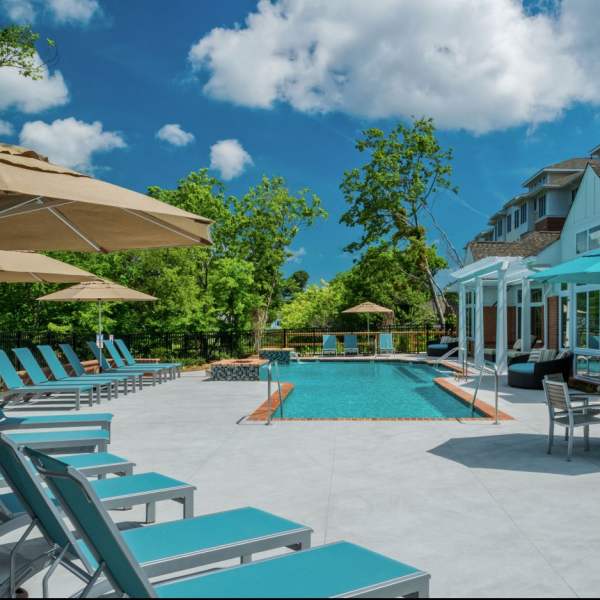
577 231 588 254
496 219 503 237
577 292 587 348
538 195 546 217
576 290 600 350
561 296 570 349
506 213 512 233
531 288 543 303
590 225 600 251
533 198 537 211
514 210 519 228
521 203 527 225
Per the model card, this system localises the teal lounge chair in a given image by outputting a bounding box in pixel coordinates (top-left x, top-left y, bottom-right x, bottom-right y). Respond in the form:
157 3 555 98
115 338 182 378
0 350 94 410
104 340 173 382
379 333 394 354
13 347 111 407
60 343 142 392
322 334 337 356
0 437 313 599
0 407 113 435
87 342 162 387
344 334 359 355
37 344 135 398
28 449 430 599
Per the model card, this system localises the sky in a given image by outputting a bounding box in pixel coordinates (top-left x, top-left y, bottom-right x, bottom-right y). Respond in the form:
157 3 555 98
2 0 600 286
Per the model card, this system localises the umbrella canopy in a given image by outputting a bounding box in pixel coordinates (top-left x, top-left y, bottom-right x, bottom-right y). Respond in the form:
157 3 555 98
37 280 157 302
0 144 213 252
0 250 100 283
342 301 394 315
530 252 600 284
38 280 157 339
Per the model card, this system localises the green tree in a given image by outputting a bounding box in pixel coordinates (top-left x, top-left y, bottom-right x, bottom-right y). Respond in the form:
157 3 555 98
282 270 309 301
225 176 326 345
279 279 345 329
340 118 456 326
0 25 55 79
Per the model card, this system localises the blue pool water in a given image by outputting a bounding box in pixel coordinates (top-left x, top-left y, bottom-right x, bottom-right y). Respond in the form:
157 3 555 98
263 361 484 419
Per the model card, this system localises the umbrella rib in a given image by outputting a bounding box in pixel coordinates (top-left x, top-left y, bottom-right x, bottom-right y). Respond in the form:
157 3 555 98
122 209 206 244
0 196 44 216
0 200 75 220
48 207 105 252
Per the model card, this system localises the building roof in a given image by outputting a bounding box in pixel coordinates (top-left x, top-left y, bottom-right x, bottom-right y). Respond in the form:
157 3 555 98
467 231 560 261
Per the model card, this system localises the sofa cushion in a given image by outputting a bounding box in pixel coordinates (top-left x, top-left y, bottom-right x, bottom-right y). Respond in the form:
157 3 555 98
539 349 557 362
509 362 535 374
528 349 542 362
429 343 449 351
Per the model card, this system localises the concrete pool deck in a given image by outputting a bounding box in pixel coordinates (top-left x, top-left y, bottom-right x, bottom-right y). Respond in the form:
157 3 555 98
3 366 600 597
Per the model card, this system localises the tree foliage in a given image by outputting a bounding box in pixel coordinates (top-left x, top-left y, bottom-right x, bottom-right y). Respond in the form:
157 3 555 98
340 118 456 325
0 25 55 80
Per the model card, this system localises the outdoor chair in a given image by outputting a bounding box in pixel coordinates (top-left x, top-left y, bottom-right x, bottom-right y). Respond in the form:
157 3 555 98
104 340 173 382
115 338 182 378
60 343 143 392
344 334 359 355
322 334 337 355
0 436 314 599
542 378 600 460
87 342 162 387
378 333 394 354
0 349 95 410
28 448 431 599
427 336 458 358
508 350 572 389
37 345 136 396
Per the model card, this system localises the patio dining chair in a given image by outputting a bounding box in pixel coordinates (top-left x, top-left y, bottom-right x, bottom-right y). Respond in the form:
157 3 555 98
28 448 430 599
542 378 600 460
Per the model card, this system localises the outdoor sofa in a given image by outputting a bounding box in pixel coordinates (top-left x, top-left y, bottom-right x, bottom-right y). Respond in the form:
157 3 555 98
508 350 572 389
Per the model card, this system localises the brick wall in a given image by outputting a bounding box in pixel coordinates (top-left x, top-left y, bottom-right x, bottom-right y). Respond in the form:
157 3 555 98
547 295 559 350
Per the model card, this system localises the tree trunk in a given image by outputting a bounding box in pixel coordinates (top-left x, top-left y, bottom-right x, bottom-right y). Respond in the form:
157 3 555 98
422 256 446 328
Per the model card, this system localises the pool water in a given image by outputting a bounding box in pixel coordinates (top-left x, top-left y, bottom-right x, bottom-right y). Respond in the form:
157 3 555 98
263 361 484 419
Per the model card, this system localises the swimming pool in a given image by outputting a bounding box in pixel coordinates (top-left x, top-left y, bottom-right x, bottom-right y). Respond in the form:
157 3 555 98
262 361 485 420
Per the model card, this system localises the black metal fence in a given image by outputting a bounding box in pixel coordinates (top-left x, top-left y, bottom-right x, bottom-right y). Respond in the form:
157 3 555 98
0 325 448 366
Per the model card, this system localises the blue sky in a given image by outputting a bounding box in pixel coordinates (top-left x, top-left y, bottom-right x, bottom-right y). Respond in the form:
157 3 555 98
1 0 600 285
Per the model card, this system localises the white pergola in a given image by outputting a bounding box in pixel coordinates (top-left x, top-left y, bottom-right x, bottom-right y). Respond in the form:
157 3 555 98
449 256 539 374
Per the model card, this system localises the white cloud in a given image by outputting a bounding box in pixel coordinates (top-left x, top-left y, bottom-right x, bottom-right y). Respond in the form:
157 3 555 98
0 53 69 113
287 247 306 264
0 120 14 136
3 0 36 23
156 123 195 147
2 0 100 24
46 0 99 24
19 117 126 171
189 0 600 134
209 139 253 180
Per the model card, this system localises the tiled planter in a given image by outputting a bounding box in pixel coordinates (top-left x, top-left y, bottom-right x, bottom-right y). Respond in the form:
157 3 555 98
259 348 294 364
210 358 268 381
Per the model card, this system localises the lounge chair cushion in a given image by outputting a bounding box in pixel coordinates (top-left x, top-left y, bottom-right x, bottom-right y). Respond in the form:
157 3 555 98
154 542 421 599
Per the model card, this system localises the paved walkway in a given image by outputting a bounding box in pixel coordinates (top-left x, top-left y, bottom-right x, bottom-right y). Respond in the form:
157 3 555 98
3 368 600 597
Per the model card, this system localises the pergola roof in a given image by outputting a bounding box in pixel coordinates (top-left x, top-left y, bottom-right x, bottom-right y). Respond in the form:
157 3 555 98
449 256 535 288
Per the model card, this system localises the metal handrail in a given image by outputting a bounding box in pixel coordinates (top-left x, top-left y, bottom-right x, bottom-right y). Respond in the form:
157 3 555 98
433 345 462 374
469 360 500 425
266 360 283 426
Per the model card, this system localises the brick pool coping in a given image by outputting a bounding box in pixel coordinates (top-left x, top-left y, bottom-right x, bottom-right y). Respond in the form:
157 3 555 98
247 370 514 422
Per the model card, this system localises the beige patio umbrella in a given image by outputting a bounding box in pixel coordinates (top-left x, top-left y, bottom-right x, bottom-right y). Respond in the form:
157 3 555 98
0 250 100 283
0 144 213 252
38 280 157 339
343 302 394 353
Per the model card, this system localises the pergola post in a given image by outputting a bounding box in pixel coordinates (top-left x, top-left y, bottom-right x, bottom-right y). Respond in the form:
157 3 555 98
475 277 484 367
521 278 531 352
458 283 466 366
496 264 509 374
542 283 550 348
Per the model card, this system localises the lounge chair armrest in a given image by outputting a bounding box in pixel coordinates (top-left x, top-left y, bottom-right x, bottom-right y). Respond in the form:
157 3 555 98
133 358 161 363
509 354 530 366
